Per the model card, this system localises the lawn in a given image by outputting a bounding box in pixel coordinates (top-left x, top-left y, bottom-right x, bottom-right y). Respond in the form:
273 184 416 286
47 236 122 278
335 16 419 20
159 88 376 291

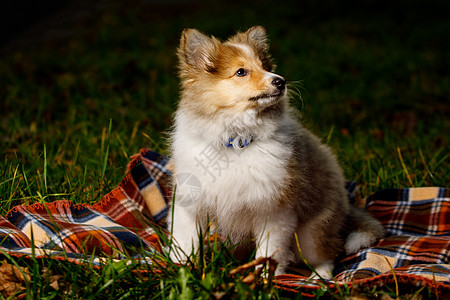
1 0 449 298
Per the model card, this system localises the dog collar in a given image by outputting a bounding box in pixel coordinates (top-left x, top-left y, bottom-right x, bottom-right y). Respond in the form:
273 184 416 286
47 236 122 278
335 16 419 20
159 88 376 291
224 137 253 149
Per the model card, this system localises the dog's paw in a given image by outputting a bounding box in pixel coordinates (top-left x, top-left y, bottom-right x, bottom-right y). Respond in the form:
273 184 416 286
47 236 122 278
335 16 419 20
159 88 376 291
274 265 286 277
308 261 334 280
167 246 189 264
345 231 375 254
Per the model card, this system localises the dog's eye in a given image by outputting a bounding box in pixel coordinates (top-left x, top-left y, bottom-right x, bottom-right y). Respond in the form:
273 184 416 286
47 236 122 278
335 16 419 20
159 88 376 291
235 68 248 77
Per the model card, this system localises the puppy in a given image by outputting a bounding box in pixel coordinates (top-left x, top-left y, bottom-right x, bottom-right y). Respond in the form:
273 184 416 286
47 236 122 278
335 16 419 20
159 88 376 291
169 26 384 277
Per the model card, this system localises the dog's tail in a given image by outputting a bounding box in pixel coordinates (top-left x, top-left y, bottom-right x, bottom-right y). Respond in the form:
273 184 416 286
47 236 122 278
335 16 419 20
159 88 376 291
344 205 385 255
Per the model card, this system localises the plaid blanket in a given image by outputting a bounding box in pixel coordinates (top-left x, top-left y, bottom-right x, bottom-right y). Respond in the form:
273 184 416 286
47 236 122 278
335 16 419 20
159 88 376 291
1 149 449 297
0 150 172 263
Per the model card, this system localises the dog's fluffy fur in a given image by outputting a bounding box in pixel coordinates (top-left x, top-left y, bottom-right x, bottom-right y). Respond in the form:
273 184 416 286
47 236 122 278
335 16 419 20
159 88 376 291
169 26 384 277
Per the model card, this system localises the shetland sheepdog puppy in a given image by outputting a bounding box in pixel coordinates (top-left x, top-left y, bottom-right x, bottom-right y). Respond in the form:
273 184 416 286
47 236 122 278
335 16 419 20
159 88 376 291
169 26 384 277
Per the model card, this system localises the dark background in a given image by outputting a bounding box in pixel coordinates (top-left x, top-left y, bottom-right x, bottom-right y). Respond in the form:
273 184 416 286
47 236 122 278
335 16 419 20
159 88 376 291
1 0 449 198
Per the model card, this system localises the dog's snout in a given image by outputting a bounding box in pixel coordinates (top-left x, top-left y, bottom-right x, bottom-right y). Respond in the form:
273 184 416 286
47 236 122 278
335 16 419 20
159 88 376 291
271 77 286 91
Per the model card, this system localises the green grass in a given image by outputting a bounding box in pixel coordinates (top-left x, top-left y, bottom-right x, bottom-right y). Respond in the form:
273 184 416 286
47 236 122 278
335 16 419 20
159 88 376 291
1 0 449 298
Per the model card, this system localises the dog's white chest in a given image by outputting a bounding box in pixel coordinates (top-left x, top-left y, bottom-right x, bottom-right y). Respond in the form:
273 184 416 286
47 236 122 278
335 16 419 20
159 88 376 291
173 136 291 216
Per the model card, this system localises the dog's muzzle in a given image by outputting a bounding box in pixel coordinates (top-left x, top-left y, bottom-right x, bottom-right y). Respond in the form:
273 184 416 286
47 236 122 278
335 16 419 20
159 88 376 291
271 76 286 92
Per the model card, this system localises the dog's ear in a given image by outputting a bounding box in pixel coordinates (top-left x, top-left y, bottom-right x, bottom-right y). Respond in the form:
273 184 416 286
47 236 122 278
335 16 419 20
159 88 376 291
245 26 268 50
235 26 274 72
178 29 218 73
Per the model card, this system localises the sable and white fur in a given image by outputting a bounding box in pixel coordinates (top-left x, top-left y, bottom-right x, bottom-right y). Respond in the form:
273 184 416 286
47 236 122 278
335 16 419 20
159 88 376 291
169 26 384 277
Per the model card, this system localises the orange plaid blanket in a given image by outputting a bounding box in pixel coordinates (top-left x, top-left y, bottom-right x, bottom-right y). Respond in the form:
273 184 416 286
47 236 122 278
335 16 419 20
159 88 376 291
1 149 449 297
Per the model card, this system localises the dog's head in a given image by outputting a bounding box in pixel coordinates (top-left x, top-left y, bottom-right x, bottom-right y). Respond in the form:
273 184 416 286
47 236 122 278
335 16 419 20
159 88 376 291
177 26 287 117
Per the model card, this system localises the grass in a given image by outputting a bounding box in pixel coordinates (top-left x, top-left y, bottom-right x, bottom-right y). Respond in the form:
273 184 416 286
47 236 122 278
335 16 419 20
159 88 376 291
0 0 449 298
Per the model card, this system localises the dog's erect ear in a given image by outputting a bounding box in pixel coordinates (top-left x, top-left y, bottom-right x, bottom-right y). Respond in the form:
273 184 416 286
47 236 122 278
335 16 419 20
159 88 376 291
245 26 268 50
229 26 274 72
246 26 274 72
178 29 218 73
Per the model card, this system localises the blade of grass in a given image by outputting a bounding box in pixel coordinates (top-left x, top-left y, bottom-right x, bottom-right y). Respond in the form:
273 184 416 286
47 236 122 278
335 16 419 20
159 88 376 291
432 267 439 300
101 119 112 183
326 125 335 145
383 256 399 298
397 147 413 186
114 132 129 159
43 144 47 194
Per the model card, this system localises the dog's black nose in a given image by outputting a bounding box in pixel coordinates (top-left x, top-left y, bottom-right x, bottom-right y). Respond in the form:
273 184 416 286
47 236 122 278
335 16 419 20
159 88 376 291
272 77 286 91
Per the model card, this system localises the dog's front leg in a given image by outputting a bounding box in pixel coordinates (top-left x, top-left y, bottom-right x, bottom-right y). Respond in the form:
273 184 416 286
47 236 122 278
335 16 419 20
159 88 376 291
168 204 200 263
253 208 297 276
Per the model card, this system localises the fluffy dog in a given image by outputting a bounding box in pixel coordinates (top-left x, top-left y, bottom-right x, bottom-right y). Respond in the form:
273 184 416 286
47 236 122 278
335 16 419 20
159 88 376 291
169 26 384 277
